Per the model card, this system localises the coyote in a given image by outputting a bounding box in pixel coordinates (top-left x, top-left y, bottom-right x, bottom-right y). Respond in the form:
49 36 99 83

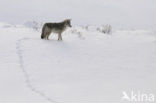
41 19 72 40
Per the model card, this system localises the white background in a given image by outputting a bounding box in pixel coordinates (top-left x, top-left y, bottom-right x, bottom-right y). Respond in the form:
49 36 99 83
0 0 156 29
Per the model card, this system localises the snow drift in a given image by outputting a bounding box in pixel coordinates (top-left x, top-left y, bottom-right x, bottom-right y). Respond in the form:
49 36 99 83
0 23 156 103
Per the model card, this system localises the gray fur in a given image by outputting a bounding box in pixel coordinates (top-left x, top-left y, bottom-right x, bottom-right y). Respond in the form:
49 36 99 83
41 19 72 40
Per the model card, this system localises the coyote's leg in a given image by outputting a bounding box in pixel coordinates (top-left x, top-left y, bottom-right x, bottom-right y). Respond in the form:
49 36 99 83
46 33 48 40
58 33 62 41
58 34 60 40
45 32 50 40
47 32 51 40
46 35 48 40
44 33 47 40
44 27 51 40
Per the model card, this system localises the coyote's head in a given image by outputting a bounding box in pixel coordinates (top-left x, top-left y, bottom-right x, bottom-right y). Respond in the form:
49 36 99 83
64 19 72 27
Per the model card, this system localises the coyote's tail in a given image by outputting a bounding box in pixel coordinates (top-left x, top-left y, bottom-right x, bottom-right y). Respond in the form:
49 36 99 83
41 24 46 39
41 32 44 39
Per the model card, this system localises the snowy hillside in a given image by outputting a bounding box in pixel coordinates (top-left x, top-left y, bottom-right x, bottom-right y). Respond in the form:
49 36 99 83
0 23 156 103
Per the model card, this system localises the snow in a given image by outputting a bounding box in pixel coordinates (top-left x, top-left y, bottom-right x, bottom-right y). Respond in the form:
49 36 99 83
0 24 156 103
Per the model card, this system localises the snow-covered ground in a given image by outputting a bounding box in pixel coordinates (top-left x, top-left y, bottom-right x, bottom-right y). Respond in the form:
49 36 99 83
0 23 156 103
